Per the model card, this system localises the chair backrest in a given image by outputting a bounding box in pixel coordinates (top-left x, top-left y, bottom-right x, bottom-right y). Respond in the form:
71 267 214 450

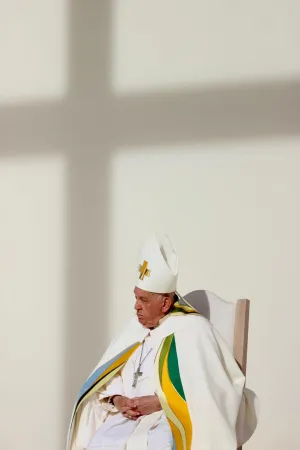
183 290 250 374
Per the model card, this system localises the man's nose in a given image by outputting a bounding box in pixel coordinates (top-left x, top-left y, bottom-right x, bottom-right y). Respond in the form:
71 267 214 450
135 300 142 311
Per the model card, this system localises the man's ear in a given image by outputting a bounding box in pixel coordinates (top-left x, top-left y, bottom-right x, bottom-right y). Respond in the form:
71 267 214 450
161 295 172 313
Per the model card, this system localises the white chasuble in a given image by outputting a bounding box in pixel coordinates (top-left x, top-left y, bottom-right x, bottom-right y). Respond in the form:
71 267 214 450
86 333 172 450
68 315 258 450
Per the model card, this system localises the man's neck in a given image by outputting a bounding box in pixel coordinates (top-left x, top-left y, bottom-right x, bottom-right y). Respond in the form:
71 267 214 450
147 312 172 330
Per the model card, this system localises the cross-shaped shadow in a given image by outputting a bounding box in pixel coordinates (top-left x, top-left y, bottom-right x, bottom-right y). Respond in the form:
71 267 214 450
1 1 300 446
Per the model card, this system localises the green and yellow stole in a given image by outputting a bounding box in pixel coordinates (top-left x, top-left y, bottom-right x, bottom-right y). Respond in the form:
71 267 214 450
71 301 198 450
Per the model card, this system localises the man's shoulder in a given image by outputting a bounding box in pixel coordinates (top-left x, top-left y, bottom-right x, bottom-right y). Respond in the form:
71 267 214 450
173 313 213 334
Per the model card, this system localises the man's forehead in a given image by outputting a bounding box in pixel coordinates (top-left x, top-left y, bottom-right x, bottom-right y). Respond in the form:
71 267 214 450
134 286 152 297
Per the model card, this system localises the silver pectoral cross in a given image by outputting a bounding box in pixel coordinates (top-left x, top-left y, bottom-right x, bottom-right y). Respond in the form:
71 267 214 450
132 369 143 388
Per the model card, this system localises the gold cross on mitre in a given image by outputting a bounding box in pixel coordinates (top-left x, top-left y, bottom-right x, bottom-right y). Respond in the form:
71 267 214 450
139 260 151 280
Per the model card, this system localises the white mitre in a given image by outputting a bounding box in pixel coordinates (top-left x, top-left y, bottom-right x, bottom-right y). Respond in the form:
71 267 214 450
136 233 178 294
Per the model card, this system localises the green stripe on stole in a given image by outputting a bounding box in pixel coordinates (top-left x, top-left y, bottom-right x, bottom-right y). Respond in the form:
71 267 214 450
158 334 193 450
168 336 186 401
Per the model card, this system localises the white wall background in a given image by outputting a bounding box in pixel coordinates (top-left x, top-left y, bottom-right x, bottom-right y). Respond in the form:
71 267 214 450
0 1 300 449
108 142 300 450
0 157 67 450
112 0 300 92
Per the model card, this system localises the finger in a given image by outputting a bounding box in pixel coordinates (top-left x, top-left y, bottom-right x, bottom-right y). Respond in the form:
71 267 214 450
122 404 139 412
121 406 139 415
136 405 150 415
120 406 132 414
125 398 137 408
126 408 140 417
124 415 138 421
129 398 140 408
122 410 140 420
129 408 140 417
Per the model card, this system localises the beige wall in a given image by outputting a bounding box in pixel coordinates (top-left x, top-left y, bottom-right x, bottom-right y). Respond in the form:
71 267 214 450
0 1 299 449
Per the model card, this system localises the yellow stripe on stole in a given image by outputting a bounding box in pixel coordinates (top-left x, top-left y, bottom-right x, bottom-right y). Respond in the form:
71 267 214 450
172 301 197 314
155 344 184 450
161 345 187 450
162 351 193 450
96 342 141 385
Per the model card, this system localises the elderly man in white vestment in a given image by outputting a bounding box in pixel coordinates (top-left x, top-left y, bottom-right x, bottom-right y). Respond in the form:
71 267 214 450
67 234 258 450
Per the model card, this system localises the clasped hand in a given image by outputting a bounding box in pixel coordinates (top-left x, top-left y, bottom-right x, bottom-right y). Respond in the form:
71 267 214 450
113 395 161 420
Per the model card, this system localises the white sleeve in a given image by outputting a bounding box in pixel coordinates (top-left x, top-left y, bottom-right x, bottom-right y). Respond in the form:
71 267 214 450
97 374 125 412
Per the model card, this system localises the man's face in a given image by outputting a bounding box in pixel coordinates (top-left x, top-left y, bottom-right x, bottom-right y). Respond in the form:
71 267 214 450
134 286 172 329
